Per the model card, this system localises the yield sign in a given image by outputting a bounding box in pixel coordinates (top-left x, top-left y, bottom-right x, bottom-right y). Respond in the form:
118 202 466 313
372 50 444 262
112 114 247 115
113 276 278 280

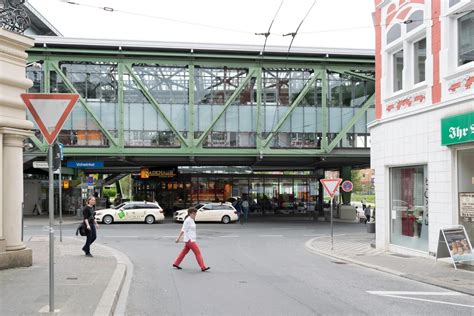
21 93 79 145
320 178 342 199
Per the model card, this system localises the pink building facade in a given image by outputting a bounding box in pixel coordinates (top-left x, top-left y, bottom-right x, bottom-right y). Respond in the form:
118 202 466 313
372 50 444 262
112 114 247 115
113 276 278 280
370 0 473 256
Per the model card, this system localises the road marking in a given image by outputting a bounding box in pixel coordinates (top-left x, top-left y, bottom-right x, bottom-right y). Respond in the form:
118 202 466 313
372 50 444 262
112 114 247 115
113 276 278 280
103 235 138 238
220 235 239 238
258 235 283 237
368 291 473 309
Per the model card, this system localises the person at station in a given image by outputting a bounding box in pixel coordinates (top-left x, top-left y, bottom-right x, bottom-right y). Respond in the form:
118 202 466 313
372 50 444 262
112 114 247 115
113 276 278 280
82 196 99 257
173 207 210 272
233 198 243 224
364 204 372 224
241 196 250 221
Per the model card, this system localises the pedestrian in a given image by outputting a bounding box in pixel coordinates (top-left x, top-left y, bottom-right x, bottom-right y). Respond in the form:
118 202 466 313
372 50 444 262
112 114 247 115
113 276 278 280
242 197 249 221
234 198 243 224
82 196 98 257
173 207 210 272
364 204 372 224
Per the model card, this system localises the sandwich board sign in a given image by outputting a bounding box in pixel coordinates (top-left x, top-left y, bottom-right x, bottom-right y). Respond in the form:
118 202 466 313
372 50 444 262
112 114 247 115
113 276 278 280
436 225 474 270
21 93 79 145
320 178 342 200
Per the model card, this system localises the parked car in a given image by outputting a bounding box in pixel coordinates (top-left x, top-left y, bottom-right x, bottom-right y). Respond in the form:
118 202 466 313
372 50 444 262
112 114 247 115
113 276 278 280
95 201 164 224
173 202 238 224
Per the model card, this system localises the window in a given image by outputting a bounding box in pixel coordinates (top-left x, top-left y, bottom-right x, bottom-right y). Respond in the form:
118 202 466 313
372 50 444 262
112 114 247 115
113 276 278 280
390 166 428 252
458 11 474 66
406 11 424 32
393 49 404 92
387 24 401 45
414 38 426 84
449 0 461 7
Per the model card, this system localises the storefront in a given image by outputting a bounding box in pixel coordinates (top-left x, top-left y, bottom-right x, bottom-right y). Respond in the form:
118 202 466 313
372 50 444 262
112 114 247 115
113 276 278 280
132 167 322 216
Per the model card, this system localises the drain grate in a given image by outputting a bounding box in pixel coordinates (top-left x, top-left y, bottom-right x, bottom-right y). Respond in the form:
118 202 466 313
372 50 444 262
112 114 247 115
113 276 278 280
331 261 347 265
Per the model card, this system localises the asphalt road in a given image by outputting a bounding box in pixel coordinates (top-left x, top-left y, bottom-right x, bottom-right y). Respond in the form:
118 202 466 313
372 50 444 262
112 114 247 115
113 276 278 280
24 218 474 315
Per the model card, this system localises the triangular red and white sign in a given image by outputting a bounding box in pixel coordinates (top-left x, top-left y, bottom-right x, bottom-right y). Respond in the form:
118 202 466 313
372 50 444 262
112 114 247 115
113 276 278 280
21 93 79 145
320 178 342 199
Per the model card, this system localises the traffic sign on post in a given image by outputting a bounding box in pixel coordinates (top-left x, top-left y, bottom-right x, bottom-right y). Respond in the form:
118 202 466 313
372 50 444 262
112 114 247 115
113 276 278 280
320 178 342 199
341 180 353 192
21 93 79 145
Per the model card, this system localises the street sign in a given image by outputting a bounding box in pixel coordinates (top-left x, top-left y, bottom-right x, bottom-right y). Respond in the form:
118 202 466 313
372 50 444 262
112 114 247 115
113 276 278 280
21 93 79 145
341 180 353 192
320 178 342 199
87 176 94 186
33 161 49 168
67 161 104 168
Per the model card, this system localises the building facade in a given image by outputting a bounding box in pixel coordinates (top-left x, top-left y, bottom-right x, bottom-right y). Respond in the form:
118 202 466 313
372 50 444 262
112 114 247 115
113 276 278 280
371 0 474 256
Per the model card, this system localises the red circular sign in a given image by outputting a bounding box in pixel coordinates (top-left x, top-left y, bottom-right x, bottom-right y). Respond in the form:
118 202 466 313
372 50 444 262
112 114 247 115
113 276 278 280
341 180 353 192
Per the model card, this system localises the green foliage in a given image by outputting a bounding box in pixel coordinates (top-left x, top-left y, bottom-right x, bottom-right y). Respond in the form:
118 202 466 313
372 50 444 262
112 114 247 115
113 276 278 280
103 187 117 199
352 194 375 204
351 170 363 193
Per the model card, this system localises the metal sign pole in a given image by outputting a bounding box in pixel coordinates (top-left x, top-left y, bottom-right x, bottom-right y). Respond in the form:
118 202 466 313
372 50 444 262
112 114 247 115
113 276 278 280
330 197 334 251
48 144 55 312
59 165 62 243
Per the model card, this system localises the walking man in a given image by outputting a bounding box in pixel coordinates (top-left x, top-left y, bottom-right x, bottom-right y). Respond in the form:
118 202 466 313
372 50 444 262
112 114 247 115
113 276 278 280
364 204 372 224
173 207 210 272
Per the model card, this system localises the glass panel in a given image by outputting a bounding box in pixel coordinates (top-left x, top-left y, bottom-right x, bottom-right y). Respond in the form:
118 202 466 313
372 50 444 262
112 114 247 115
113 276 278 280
294 179 309 213
390 166 428 251
458 11 474 66
457 149 474 244
387 24 401 44
329 73 341 106
278 179 294 213
123 73 182 147
26 66 43 93
414 38 426 84
406 11 424 32
449 0 461 7
249 178 264 214
393 49 404 92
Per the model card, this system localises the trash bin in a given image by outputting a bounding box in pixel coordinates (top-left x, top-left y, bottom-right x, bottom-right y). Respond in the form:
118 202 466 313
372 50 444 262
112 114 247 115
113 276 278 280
367 222 375 233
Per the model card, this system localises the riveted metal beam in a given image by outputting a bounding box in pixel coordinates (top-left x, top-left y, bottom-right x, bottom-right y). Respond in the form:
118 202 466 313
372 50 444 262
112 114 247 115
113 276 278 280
326 93 375 153
124 64 189 147
195 68 257 147
50 63 119 147
262 71 320 148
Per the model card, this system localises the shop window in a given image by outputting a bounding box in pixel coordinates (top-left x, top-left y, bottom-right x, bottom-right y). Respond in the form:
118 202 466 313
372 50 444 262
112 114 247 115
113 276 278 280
390 166 428 251
393 49 404 92
414 38 426 84
458 11 474 66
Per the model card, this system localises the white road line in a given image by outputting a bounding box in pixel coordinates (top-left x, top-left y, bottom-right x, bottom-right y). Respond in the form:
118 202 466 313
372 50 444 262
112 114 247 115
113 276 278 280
368 291 474 309
258 235 283 237
367 291 465 296
220 235 240 238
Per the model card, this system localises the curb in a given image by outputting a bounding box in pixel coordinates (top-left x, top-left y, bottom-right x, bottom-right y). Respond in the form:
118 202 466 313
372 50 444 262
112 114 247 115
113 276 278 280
304 238 474 296
92 242 132 316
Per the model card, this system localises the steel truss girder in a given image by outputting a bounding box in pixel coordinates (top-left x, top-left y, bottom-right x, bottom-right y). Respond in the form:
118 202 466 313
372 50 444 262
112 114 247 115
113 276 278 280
50 62 119 146
25 51 374 159
124 64 189 147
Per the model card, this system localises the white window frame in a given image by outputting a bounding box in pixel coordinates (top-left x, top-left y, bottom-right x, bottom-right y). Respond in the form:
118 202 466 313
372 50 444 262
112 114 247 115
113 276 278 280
444 0 474 78
383 10 427 99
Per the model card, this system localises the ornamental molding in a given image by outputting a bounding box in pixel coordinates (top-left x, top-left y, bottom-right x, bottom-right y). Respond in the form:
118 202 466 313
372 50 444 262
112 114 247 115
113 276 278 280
447 72 474 96
0 0 31 34
384 90 426 113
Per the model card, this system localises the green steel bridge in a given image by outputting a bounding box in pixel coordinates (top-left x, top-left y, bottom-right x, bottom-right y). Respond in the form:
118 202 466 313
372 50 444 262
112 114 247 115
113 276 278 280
24 37 375 173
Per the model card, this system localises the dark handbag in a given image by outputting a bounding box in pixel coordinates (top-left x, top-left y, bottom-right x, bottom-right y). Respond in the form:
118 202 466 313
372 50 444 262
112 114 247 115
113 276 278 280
76 223 87 236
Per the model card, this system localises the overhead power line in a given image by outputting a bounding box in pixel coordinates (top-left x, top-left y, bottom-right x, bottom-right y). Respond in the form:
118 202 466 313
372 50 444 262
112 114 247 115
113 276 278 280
255 0 284 57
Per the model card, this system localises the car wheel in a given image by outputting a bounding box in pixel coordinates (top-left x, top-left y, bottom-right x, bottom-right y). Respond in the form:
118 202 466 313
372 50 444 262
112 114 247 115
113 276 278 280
103 215 113 225
221 215 231 224
145 215 155 224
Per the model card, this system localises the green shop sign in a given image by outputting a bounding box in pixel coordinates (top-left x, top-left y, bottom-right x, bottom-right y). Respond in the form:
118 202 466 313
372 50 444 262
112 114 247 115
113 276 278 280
441 111 474 146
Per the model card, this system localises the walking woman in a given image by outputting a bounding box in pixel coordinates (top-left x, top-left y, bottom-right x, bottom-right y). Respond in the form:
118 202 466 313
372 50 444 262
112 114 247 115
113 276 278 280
82 196 98 257
173 207 210 272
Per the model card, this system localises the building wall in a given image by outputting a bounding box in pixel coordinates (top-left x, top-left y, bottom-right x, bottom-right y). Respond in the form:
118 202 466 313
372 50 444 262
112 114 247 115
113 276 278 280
371 0 474 255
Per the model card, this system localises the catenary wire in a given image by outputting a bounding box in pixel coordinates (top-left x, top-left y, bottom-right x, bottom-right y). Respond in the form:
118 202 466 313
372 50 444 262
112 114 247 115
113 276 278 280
255 0 284 56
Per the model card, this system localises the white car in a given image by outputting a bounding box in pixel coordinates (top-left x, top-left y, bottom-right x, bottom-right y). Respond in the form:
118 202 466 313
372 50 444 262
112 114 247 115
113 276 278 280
173 203 238 224
95 201 164 224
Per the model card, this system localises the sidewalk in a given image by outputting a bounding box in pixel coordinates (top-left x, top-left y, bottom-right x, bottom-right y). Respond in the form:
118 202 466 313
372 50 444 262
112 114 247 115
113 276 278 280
305 233 474 295
0 236 128 315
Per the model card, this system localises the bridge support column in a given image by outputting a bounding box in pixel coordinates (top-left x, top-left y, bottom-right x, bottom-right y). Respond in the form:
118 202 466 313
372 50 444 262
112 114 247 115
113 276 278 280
0 29 34 269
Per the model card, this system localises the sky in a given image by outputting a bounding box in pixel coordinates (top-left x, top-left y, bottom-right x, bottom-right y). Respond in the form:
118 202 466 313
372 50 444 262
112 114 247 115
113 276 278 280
28 0 375 50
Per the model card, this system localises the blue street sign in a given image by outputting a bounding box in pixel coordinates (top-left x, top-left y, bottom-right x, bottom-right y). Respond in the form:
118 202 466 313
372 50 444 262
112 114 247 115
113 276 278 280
66 161 104 168
87 176 94 186
341 180 353 192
